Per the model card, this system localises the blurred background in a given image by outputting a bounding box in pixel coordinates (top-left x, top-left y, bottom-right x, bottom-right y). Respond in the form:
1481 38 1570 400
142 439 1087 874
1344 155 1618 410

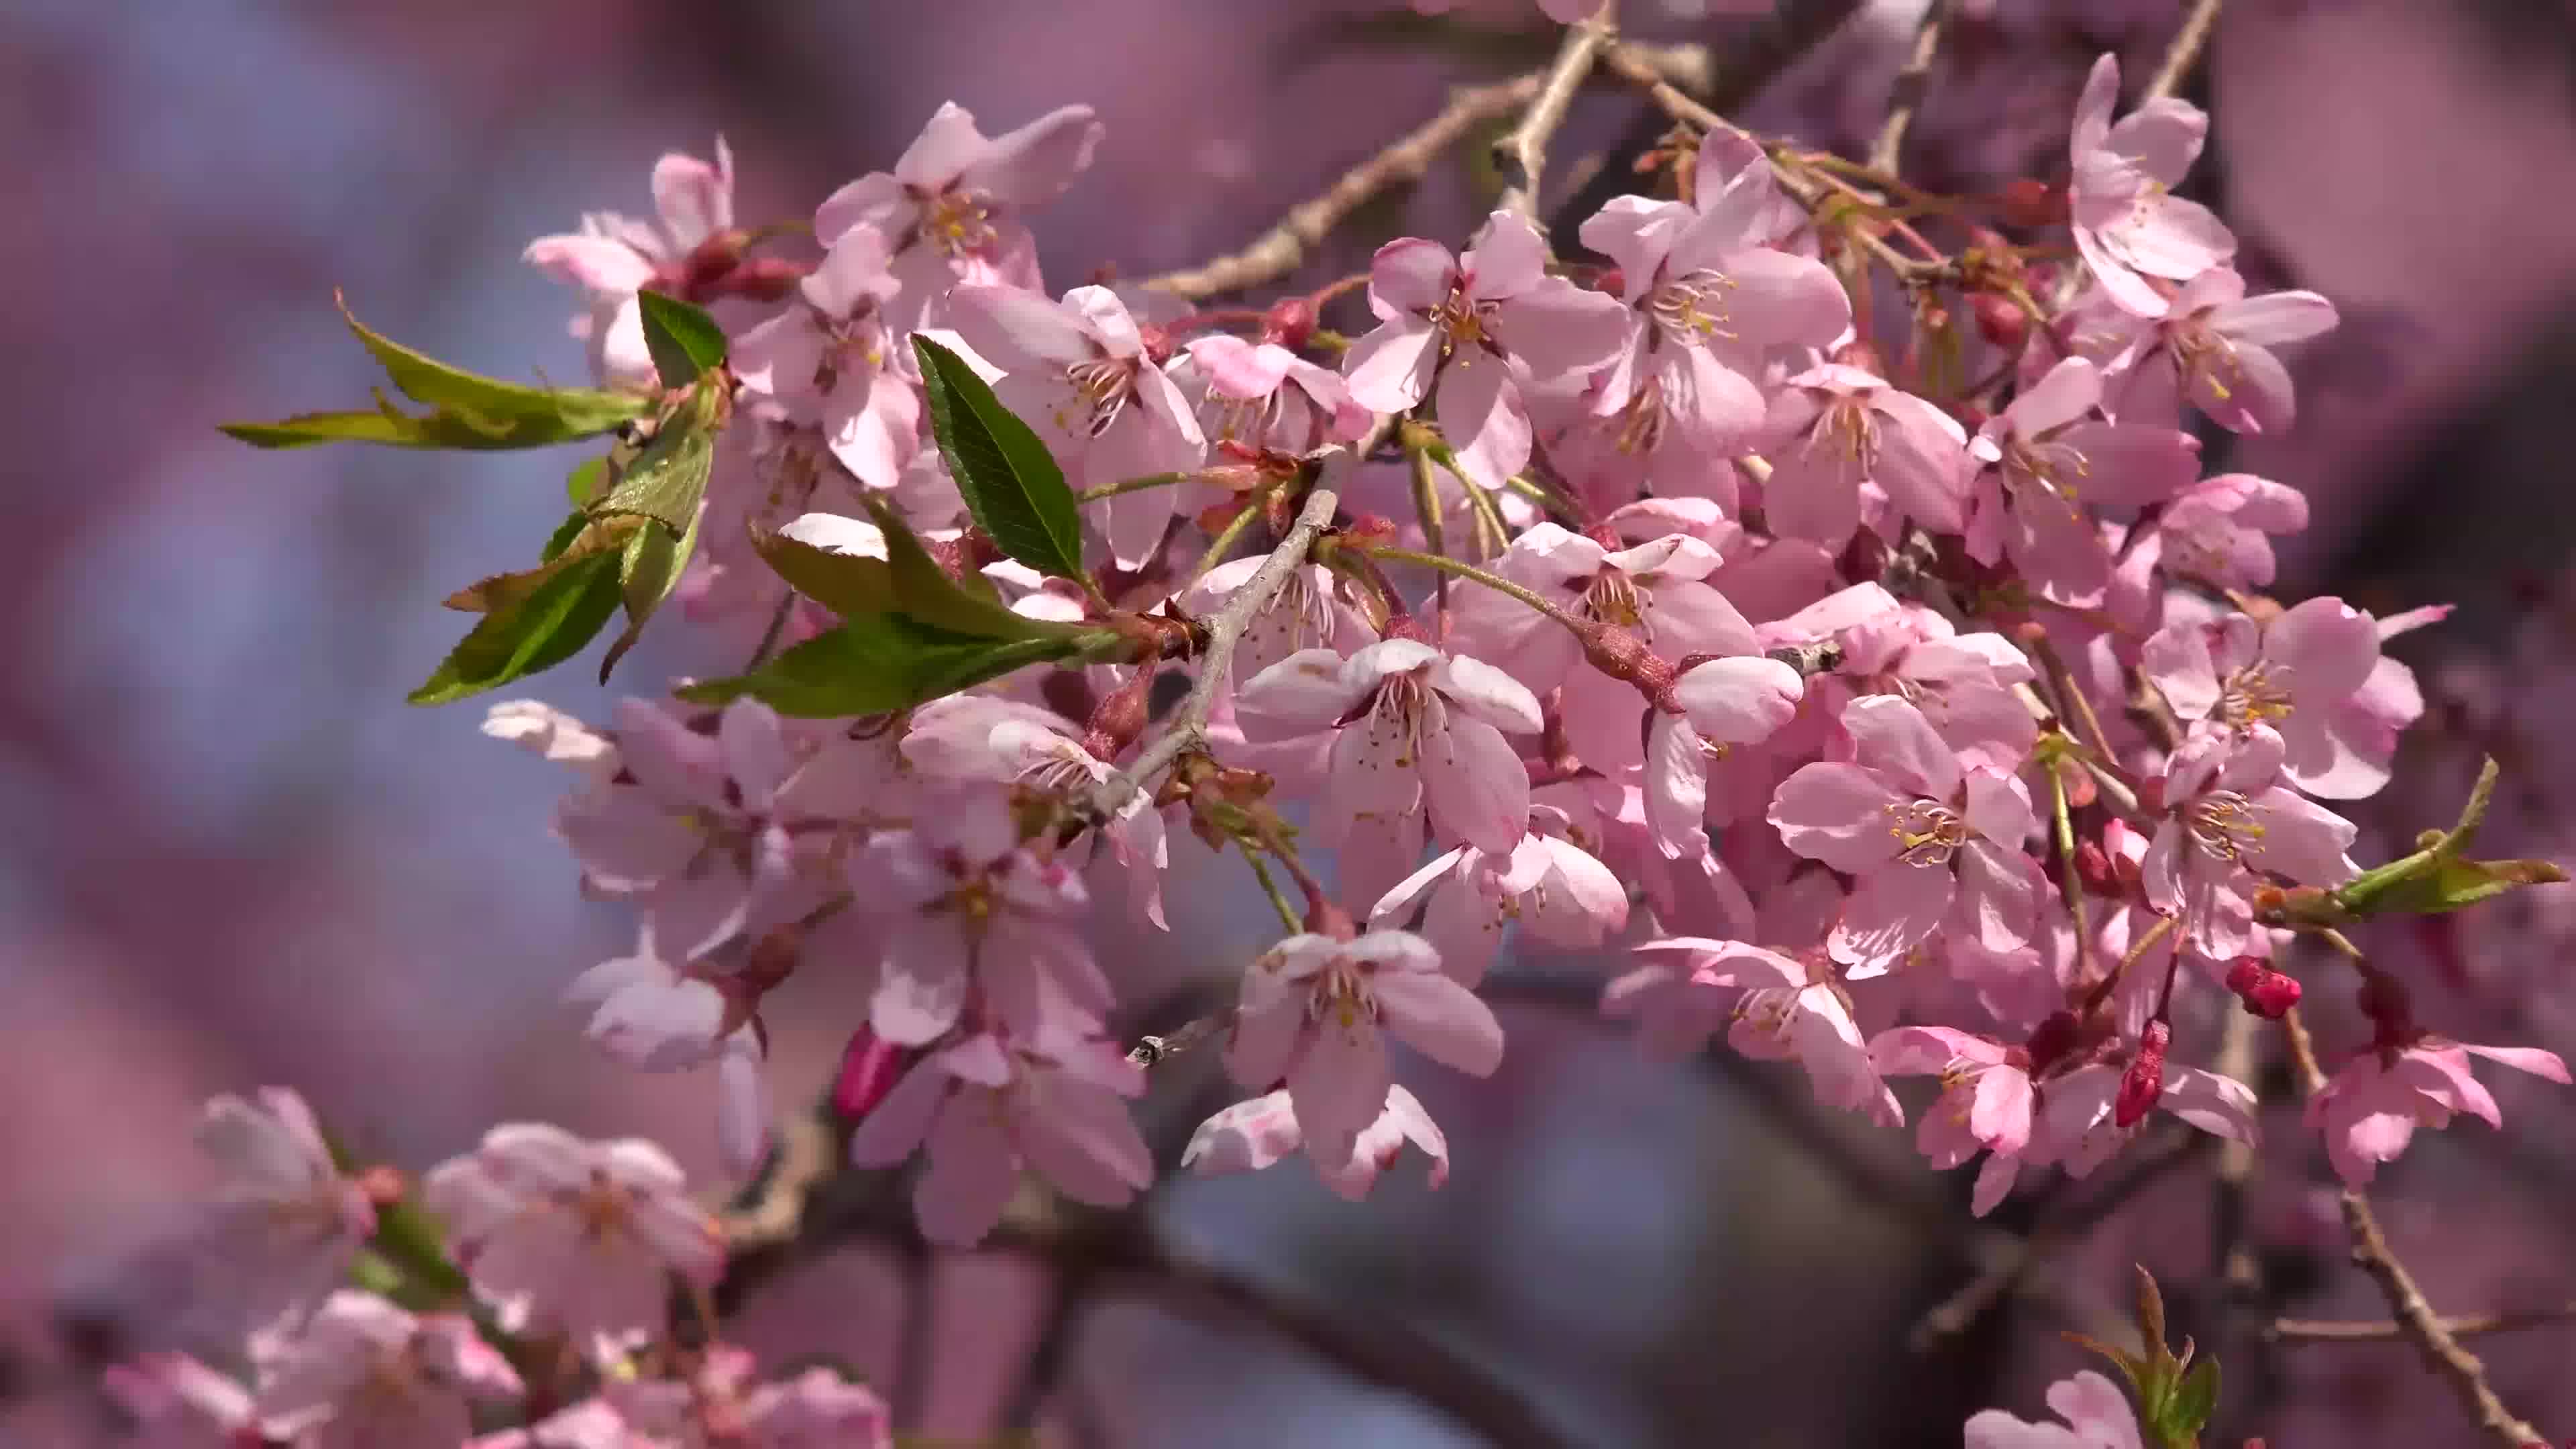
7 0 2576 1444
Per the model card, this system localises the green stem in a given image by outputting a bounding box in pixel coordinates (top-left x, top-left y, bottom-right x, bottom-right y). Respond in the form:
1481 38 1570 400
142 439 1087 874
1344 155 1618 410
1242 848 1303 934
1077 471 1191 504
1406 445 1450 623
1185 484 1279 588
1358 543 1590 635
2052 763 2094 985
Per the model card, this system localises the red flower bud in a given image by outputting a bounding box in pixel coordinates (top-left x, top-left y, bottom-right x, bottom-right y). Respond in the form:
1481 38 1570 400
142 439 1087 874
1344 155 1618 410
833 1028 910 1123
2224 958 2304 1019
2115 1019 2170 1128
2074 839 2118 895
1263 296 1318 350
1972 290 2029 352
1999 178 2065 228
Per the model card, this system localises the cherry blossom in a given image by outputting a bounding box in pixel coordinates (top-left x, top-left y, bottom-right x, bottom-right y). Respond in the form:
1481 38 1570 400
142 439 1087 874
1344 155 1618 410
1368 812 1629 983
2114 470 2308 604
251 1291 521 1449
1184 1084 1452 1201
2143 728 2357 956
949 283 1208 566
1758 362 1970 547
1964 357 2200 602
814 101 1103 309
525 138 735 386
1964 1369 2143 1449
2025 1058 2259 1180
1645 652 1808 859
190 1088 376 1330
422 1124 723 1362
1870 1026 2037 1215
1342 213 1629 490
2306 1036 2571 1186
2067 53 2235 315
731 223 920 490
1225 929 1503 1165
103 1353 256 1449
849 1024 1151 1246
2141 595 2397 798
1768 695 2044 972
564 926 774 1177
2096 266 2339 433
1178 333 1371 454
1630 937 1900 1125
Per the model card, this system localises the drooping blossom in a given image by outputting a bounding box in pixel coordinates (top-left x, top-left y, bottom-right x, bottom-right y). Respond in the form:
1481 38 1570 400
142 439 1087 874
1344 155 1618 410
1368 811 1629 983
2306 1036 2571 1186
1964 357 2199 602
2143 728 2357 956
1768 695 2044 972
191 1088 376 1328
526 139 735 386
251 1291 521 1449
103 1353 256 1449
1964 1370 2144 1449
2094 266 2339 433
1225 930 1503 1165
1342 212 1629 490
2067 53 2236 315
948 284 1207 566
1177 333 1370 455
2141 596 2399 798
1629 938 1900 1125
849 1024 1151 1246
731 223 920 490
554 698 822 960
1236 639 1543 908
844 786 1110 1045
1870 1027 2036 1216
814 102 1103 309
1183 557 1373 689
2112 470 2307 614
1451 520 1760 771
1764 582 2039 772
1579 155 1849 459
422 1124 723 1363
1758 363 1970 547
1644 653 1808 859
2024 1058 2259 1180
1184 1085 1452 1201
564 925 774 1177
484 700 619 779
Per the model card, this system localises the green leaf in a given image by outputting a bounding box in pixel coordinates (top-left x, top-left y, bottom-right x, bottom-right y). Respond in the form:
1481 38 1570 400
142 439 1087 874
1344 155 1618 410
567 456 606 506
863 496 1079 641
749 527 900 621
636 290 728 388
220 292 649 450
912 334 1087 582
600 508 704 683
678 614 1097 718
446 515 639 612
2159 1358 2220 1446
591 393 718 533
408 547 623 704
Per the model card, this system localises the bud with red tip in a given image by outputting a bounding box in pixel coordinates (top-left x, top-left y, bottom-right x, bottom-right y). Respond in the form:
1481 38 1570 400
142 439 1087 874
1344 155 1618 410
1999 178 2065 228
2115 1019 2171 1128
833 1028 910 1122
2224 958 2303 1019
1972 290 2029 352
1263 296 1318 350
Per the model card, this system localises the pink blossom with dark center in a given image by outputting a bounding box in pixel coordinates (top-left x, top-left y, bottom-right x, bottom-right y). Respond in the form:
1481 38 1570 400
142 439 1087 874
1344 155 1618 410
251 1291 522 1449
1183 1085 1451 1201
2095 266 2339 433
2068 52 2236 315
2306 1036 2570 1186
525 139 735 386
731 223 920 490
2143 727 2358 956
1965 357 2200 602
2142 596 2402 798
1760 362 1971 547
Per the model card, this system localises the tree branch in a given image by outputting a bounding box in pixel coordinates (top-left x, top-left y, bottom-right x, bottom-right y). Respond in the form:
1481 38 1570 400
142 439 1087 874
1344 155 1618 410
2281 1010 2546 1446
1868 0 1951 174
2272 1301 2576 1343
2143 0 2224 105
1493 3 1616 219
1086 483 1342 819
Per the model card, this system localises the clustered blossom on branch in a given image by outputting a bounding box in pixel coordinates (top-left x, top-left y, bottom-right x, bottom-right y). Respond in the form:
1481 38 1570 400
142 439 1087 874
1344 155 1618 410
175 20 2574 1448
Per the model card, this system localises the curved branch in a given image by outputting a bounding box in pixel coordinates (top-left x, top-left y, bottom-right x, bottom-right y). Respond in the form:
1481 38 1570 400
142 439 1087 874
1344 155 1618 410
1493 4 1617 219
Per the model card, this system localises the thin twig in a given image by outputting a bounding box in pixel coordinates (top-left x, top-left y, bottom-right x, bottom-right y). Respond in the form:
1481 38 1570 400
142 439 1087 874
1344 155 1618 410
1087 485 1340 818
2280 1010 2546 1446
2273 1301 2576 1343
1493 3 1617 219
1868 0 1951 174
2143 0 2224 105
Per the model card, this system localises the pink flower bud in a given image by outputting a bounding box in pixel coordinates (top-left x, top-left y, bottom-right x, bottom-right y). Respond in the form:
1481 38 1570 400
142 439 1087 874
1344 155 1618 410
1972 291 2027 352
2115 1020 2170 1128
833 1029 910 1122
2224 959 2302 1019
1263 296 1317 350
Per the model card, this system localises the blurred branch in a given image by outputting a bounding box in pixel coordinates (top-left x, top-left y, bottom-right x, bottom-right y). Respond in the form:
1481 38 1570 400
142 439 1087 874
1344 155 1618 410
2143 0 2224 105
1869 0 1952 174
1493 2 1617 219
2273 1301 2576 1343
2281 1010 2546 1446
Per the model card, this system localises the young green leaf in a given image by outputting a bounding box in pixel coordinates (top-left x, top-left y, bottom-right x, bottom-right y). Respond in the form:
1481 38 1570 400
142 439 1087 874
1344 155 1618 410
408 548 623 705
599 510 704 683
443 515 641 613
590 403 717 533
566 456 606 506
636 290 729 388
750 527 900 621
2159 1358 2220 1446
912 334 1087 582
862 496 1080 641
221 292 648 450
678 613 1099 718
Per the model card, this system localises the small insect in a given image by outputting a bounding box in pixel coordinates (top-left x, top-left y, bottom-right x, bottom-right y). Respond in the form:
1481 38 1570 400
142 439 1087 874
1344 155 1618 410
1124 1014 1222 1068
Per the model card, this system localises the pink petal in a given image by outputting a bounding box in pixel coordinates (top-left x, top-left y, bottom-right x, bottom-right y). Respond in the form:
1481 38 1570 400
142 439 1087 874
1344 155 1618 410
1644 714 1711 859
1374 967 1505 1076
1289 1020 1391 1166
1462 211 1549 301
1342 317 1440 414
1420 711 1529 853
947 284 1091 372
2265 596 2377 705
869 916 970 1045
1770 761 1906 873
2005 357 2102 437
1367 237 1458 318
1840 694 1960 800
959 104 1104 205
1672 656 1803 744
1956 839 2039 953
2245 789 2357 885
2459 1042 2573 1085
1436 353 1534 492
1831 861 1954 967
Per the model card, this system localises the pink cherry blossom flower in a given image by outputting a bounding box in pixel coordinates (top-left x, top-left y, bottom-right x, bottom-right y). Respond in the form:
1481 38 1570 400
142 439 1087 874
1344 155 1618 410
1632 937 1902 1124
2117 470 2308 602
948 284 1207 566
555 699 820 960
1871 1027 2036 1215
1225 930 1503 1165
2026 1058 2259 1180
1964 1369 2143 1449
2141 597 2392 798
1759 363 1970 547
1368 812 1629 983
2098 266 2339 433
484 699 619 779
1964 357 2200 602
191 1088 376 1329
1579 162 1849 457
1236 639 1542 904
252 1291 522 1449
1177 333 1370 454
1183 1084 1452 1201
843 786 1110 1045
814 102 1103 309
422 1124 723 1363
1452 521 1759 771
731 223 921 490
1183 557 1373 688
103 1353 256 1449
1342 213 1630 490
2143 728 2357 956
729 1368 896 1448
1769 695 2044 972
565 926 773 1177
2068 53 2236 315
1766 584 2040 772
849 1024 1151 1246
526 139 735 386
2306 1036 2571 1186
1644 653 1807 859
